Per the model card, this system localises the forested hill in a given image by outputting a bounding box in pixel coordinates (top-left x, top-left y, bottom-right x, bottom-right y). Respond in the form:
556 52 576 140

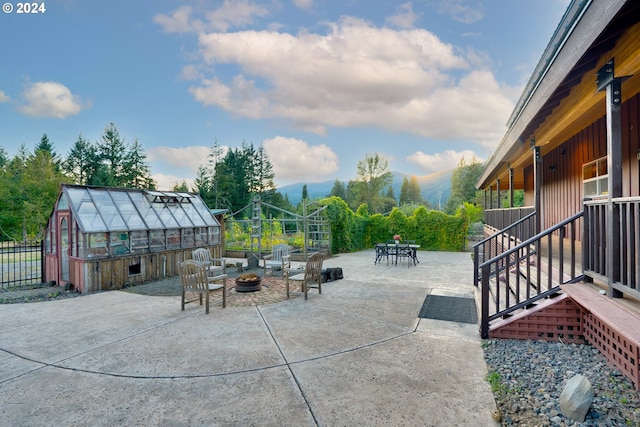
279 170 453 208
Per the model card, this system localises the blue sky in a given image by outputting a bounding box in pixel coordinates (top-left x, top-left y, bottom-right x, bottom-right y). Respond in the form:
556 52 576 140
0 0 570 189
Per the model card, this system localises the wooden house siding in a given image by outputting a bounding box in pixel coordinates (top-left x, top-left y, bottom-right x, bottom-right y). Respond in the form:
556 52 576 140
519 92 640 237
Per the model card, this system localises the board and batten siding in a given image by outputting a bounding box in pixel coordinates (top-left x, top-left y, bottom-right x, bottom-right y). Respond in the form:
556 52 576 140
523 92 640 237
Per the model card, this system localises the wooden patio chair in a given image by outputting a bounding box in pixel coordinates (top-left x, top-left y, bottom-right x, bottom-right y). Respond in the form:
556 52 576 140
179 259 227 314
262 243 291 276
285 252 324 300
192 247 226 277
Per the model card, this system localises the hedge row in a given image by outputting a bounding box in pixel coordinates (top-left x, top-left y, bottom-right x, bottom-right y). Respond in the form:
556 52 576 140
321 197 469 254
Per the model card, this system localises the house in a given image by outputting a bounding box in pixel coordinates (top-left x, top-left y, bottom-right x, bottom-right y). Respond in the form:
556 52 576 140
475 0 640 389
43 184 223 293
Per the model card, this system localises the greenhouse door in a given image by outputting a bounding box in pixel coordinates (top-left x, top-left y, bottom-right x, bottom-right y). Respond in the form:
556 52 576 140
59 214 70 284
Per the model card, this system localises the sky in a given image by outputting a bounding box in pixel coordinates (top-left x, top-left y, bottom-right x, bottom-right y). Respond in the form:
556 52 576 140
0 0 570 190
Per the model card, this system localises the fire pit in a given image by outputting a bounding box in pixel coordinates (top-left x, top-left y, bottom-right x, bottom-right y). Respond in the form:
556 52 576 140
235 274 262 292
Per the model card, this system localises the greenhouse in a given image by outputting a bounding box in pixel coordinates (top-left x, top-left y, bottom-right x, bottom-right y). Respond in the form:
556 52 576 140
44 184 223 293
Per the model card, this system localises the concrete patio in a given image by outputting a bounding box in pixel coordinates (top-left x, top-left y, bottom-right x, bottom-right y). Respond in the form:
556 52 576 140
0 249 499 426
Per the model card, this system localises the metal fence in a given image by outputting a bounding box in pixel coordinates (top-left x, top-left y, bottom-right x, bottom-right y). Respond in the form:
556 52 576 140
0 241 43 289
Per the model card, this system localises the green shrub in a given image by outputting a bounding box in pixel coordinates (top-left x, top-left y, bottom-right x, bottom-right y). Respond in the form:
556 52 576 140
319 198 468 253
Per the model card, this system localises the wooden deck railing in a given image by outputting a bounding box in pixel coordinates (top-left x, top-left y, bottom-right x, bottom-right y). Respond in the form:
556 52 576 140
484 206 536 239
477 211 584 339
473 211 537 284
584 197 640 300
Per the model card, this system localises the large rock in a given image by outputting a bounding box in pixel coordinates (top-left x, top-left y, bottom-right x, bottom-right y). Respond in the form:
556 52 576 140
559 374 594 422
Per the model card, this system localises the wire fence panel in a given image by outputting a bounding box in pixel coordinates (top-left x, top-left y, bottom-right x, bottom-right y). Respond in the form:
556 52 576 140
0 241 43 289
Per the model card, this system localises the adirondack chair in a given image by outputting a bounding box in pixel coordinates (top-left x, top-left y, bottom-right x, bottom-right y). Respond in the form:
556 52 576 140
285 252 323 300
262 244 291 276
192 248 226 277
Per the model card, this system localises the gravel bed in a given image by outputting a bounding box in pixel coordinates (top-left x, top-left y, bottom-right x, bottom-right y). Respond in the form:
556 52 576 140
483 339 640 426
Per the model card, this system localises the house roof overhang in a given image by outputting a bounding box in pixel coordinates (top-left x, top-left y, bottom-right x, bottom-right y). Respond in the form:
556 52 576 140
477 0 640 190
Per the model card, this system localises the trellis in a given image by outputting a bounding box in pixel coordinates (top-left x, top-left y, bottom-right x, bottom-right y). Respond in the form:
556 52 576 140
225 197 331 259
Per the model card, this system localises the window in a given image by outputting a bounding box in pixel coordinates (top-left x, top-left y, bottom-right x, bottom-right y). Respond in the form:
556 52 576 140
195 227 208 246
166 229 180 249
149 230 165 251
46 213 56 254
583 157 608 197
110 232 130 256
86 233 108 258
181 228 195 247
130 230 149 253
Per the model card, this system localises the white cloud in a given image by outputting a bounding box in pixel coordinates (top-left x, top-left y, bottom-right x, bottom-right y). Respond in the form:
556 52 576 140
386 2 419 29
406 149 482 173
0 90 10 103
263 136 338 184
292 0 314 10
18 81 89 118
153 172 195 192
160 6 515 150
154 1 269 34
147 145 212 176
437 0 484 24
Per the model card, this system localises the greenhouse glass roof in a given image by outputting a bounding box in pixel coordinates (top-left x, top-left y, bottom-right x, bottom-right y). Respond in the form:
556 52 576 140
60 185 220 233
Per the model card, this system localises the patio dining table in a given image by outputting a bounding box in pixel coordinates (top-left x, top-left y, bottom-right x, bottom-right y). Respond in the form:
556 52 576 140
374 242 420 266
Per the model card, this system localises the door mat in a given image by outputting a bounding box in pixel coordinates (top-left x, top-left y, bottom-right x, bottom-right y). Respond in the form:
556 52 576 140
418 294 478 324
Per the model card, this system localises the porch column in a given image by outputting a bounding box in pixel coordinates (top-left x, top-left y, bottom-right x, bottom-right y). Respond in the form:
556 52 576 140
489 187 493 210
533 146 542 234
509 168 514 208
598 59 623 298
496 179 501 209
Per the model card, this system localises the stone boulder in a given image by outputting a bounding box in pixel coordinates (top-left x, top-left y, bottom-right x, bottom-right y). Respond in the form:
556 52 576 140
559 374 594 422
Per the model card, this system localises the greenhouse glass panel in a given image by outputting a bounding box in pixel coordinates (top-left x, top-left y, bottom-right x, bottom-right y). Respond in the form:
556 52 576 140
130 230 149 253
191 198 219 226
195 227 207 246
86 233 108 258
75 223 84 258
128 192 164 229
58 193 69 210
181 202 207 227
166 229 180 249
168 203 194 227
110 232 130 256
182 228 195 247
67 187 106 232
152 204 180 228
208 226 221 244
109 191 147 230
89 189 127 231
149 230 165 251
46 213 55 254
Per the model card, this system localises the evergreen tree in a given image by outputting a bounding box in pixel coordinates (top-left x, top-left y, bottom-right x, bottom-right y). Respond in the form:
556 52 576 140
302 184 308 201
125 139 155 189
63 134 97 185
97 122 127 186
409 176 423 204
172 180 190 192
399 177 410 205
330 179 347 200
35 134 61 171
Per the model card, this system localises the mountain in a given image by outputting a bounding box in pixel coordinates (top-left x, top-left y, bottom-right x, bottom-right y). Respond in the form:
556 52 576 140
278 170 453 209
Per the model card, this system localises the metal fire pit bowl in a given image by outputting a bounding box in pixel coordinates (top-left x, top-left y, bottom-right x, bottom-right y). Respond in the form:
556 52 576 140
235 276 262 292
